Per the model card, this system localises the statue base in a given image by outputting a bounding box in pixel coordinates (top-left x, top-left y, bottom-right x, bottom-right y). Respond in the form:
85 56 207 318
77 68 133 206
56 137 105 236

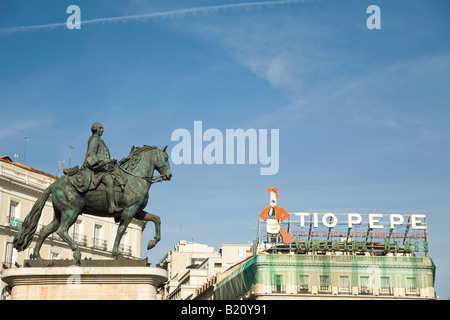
1 258 167 300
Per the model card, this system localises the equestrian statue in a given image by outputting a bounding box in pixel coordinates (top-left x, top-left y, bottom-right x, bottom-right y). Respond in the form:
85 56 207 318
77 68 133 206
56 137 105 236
13 122 172 263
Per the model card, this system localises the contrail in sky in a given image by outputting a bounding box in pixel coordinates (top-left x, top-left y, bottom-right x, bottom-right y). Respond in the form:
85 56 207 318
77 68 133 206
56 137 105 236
0 0 303 35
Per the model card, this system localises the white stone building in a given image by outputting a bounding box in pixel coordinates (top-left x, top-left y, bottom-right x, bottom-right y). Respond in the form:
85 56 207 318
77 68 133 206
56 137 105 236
158 240 252 300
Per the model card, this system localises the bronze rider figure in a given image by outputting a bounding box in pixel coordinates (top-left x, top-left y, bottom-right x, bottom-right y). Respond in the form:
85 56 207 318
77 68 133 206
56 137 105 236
82 122 122 214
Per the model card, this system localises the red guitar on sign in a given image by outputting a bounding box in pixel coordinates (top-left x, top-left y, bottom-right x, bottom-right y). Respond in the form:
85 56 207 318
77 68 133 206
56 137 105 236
259 187 293 244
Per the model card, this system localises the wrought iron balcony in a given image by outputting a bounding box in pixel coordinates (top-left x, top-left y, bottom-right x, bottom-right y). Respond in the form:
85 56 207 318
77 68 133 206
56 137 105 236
72 232 87 246
380 287 393 295
271 284 286 293
359 286 372 295
93 238 107 251
297 285 310 294
118 244 132 257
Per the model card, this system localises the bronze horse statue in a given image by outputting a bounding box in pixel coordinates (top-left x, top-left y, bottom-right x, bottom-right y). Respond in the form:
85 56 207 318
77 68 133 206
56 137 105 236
13 145 172 263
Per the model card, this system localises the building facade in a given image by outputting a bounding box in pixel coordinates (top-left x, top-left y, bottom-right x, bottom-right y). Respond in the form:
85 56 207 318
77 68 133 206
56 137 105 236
212 252 436 300
0 155 144 299
193 209 436 300
158 240 252 300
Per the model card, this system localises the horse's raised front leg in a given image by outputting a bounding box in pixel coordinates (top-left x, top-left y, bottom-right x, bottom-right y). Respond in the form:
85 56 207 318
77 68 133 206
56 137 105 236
112 206 137 258
135 210 161 250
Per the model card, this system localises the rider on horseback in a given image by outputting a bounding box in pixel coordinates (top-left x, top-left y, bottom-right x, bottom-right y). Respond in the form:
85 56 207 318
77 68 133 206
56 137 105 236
13 122 172 262
82 122 122 214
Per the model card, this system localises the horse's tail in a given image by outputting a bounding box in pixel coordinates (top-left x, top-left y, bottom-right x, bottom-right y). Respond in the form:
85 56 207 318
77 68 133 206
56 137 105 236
13 183 53 251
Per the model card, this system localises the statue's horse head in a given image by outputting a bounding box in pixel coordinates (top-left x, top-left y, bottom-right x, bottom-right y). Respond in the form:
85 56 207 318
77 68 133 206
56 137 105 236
152 145 172 181
119 145 172 183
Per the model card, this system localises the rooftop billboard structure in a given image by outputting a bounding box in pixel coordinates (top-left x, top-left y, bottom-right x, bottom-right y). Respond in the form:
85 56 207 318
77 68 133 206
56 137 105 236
256 212 429 257
256 187 429 257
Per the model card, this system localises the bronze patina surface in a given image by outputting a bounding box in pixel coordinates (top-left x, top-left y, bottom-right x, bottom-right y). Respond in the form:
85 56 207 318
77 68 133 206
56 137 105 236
13 123 172 264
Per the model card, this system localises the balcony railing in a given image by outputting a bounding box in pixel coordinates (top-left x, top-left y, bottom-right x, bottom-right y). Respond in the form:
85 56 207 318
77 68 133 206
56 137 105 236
406 287 420 296
339 287 351 295
380 287 393 295
72 233 87 246
93 238 107 251
319 285 331 294
359 286 372 295
0 163 53 189
271 284 286 293
118 244 132 256
297 285 310 294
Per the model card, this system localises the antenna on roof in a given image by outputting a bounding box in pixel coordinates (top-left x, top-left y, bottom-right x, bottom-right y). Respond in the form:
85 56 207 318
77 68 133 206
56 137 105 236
69 145 74 167
24 137 30 165
58 160 65 177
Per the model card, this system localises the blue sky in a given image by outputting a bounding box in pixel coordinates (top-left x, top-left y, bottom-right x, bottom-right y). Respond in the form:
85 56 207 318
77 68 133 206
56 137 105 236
1 0 449 298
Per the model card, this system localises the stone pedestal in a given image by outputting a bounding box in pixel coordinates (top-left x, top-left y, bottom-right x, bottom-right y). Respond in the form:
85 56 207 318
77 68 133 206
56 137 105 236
1 259 167 300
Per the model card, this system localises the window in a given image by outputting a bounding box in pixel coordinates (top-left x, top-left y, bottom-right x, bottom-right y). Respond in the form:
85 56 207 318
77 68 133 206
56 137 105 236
359 276 371 295
73 219 80 236
8 201 23 229
272 274 285 293
297 274 310 293
119 231 132 256
3 242 14 268
191 257 205 265
380 277 392 295
93 224 106 250
94 224 101 239
238 249 245 262
339 275 351 294
319 275 331 294
72 220 86 246
9 201 19 218
406 277 419 296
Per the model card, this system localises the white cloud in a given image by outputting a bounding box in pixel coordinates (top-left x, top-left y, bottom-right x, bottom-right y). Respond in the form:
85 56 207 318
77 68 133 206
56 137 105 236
0 119 51 140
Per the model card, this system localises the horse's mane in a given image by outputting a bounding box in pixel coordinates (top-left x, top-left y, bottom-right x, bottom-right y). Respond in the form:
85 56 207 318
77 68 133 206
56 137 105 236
118 145 157 171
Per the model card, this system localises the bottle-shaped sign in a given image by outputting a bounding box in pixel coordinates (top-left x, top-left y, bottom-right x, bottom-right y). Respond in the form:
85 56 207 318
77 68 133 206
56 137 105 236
259 187 293 244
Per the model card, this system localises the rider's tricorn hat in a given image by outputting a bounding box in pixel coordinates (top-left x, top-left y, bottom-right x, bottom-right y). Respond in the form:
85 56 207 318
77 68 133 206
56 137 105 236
267 187 280 197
